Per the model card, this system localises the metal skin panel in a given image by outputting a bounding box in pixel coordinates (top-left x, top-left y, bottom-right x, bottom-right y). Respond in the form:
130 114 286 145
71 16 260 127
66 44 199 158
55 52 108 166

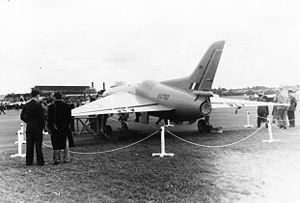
136 80 207 121
72 92 172 117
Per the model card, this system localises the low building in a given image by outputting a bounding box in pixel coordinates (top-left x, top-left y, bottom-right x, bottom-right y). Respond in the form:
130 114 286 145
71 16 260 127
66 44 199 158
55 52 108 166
32 85 97 98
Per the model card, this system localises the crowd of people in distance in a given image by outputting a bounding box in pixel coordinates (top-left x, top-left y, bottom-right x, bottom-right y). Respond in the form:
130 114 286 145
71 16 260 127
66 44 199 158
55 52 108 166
257 88 297 129
20 90 83 166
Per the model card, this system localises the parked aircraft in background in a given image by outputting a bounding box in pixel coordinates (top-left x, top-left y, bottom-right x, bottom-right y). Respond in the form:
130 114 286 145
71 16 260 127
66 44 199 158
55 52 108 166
72 41 286 133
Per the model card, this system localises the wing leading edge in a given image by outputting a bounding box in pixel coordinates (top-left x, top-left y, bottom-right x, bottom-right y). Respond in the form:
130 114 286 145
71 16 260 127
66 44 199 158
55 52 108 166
210 97 289 109
72 92 173 117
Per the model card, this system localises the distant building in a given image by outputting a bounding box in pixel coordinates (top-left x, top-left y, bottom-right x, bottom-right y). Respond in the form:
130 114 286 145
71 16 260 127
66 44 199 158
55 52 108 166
32 85 97 98
3 85 97 103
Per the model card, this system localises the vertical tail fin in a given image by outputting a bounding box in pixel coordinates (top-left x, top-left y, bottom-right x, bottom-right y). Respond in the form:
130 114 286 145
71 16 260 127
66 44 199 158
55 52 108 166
188 41 225 91
162 41 225 91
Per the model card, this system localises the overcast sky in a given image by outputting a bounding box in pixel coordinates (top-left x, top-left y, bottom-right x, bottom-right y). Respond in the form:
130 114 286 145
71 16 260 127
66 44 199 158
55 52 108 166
0 0 299 94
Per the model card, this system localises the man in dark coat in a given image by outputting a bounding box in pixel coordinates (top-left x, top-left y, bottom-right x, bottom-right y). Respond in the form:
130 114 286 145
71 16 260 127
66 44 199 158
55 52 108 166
20 90 45 166
257 94 269 128
47 91 71 164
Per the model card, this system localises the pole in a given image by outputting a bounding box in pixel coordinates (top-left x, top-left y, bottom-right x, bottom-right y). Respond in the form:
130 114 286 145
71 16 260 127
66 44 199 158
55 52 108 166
243 111 254 128
263 118 280 143
11 130 26 158
152 121 174 157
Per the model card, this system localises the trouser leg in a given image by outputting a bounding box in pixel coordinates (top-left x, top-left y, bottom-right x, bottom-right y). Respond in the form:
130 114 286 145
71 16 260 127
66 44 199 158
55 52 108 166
67 131 75 148
257 117 261 127
35 131 44 166
291 111 295 127
257 113 263 127
288 110 295 127
62 138 70 163
53 150 60 165
26 132 34 165
283 110 288 128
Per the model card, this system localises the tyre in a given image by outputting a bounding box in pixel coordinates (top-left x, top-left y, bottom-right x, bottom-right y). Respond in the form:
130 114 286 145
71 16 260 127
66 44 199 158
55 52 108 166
197 119 211 133
105 125 113 135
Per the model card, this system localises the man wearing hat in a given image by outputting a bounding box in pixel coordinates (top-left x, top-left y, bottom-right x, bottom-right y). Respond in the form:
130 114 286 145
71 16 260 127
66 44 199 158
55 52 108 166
20 89 45 166
287 90 297 127
47 91 71 164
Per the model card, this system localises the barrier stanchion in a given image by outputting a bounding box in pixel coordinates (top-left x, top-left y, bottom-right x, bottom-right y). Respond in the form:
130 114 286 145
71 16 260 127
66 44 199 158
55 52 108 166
152 120 174 157
243 111 254 128
263 118 280 143
11 123 26 158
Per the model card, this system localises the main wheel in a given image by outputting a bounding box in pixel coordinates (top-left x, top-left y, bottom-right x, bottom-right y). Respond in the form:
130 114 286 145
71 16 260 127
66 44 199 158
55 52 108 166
197 119 211 133
105 125 113 135
197 119 206 133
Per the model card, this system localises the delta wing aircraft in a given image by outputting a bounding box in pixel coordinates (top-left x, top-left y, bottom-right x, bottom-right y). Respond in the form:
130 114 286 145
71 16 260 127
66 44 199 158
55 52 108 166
72 41 285 133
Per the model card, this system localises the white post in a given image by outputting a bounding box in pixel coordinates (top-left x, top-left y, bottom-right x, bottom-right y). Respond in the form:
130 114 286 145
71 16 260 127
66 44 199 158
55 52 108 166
152 120 174 157
20 123 24 133
20 123 26 143
243 111 254 128
263 118 280 143
11 129 26 158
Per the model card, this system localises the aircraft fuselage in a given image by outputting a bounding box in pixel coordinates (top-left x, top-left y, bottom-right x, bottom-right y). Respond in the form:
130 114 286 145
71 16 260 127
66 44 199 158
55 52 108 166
104 80 211 122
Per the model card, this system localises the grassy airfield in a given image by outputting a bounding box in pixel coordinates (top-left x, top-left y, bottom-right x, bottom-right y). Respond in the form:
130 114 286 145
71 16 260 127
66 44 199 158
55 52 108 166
0 109 299 202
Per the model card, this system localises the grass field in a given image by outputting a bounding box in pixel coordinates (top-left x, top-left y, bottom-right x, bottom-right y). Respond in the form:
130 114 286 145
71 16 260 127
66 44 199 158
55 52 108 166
0 109 299 202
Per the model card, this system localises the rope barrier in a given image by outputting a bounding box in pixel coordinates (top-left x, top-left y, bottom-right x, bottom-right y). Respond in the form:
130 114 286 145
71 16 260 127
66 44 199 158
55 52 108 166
167 125 265 148
41 112 295 155
209 114 245 120
43 130 159 155
250 113 296 122
42 143 53 149
270 123 300 135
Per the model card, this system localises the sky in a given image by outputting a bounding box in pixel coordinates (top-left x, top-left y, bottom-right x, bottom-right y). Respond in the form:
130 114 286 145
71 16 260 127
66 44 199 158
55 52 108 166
0 0 299 94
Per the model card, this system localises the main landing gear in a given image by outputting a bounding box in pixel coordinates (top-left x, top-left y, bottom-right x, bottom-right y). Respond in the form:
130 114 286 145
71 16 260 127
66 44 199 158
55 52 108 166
197 117 212 133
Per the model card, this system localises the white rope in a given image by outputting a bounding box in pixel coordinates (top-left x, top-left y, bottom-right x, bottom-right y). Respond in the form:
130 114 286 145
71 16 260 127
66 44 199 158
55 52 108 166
167 126 265 148
42 130 159 155
250 113 296 122
71 130 158 155
43 143 53 148
209 114 245 120
270 123 300 135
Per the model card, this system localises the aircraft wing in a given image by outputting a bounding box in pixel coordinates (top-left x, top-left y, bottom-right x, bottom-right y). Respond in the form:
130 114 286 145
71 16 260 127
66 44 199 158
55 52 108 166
210 97 288 109
72 92 173 117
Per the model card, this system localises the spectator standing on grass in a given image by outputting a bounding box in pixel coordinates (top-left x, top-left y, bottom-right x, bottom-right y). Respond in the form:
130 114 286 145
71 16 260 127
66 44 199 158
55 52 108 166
47 92 71 165
287 90 297 127
274 88 289 129
67 98 75 147
257 94 269 128
0 103 6 115
20 90 45 166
